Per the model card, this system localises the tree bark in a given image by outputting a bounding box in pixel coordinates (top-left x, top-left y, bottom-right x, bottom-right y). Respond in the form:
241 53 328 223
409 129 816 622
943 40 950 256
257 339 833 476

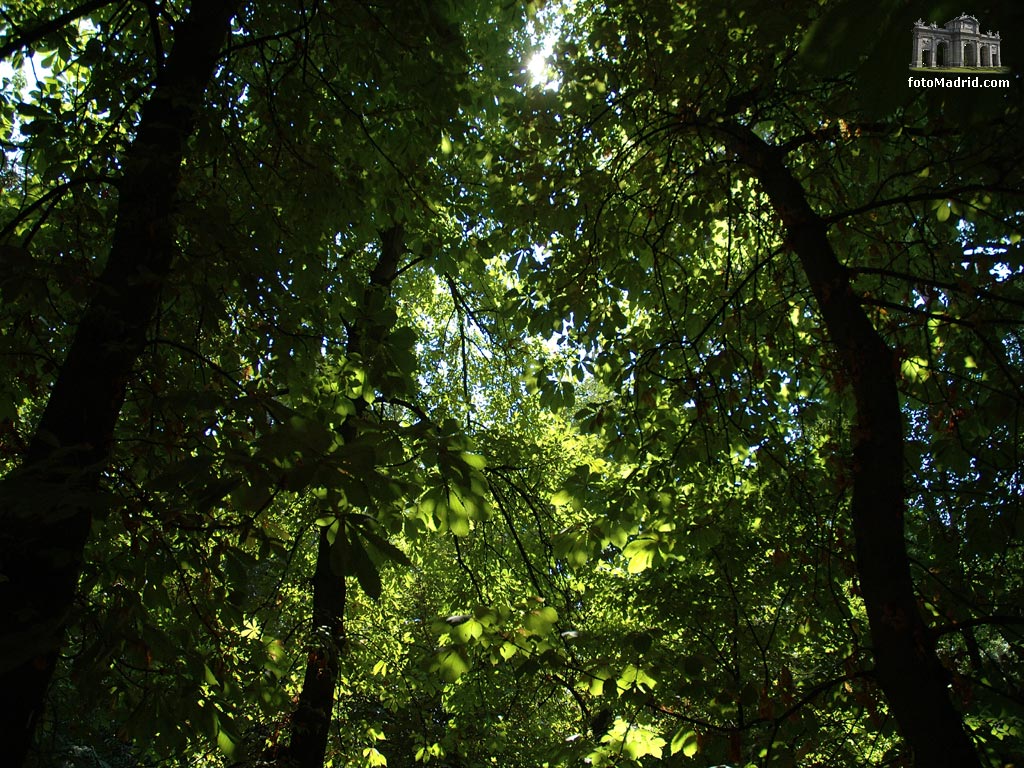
722 122 980 767
285 528 348 768
279 226 405 768
0 2 238 763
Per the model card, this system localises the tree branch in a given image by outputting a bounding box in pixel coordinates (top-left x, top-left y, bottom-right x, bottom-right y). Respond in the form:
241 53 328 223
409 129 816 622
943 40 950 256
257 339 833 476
0 0 120 61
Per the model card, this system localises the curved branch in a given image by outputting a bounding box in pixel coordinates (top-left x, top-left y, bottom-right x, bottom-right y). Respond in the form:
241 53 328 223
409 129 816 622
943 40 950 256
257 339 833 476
719 119 982 768
933 615 1024 639
0 175 117 244
0 0 120 60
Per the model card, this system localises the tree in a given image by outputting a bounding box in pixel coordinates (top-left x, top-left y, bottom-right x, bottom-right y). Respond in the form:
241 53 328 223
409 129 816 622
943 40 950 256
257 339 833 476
498 0 1024 764
1 1 239 759
1 0 523 763
3 0 1023 766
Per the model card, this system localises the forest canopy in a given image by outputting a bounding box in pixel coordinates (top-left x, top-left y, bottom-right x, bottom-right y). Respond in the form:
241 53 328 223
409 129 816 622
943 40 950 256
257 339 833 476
1 0 1023 767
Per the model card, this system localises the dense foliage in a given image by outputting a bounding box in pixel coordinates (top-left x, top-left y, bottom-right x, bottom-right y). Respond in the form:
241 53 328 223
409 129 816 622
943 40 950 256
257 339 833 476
1 1 1023 767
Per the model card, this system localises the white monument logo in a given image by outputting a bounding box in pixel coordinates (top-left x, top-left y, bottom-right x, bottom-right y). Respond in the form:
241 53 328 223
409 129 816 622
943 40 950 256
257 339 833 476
910 13 1003 69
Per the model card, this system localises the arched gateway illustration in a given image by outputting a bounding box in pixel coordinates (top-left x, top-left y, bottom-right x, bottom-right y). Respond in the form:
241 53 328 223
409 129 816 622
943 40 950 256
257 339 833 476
910 13 1002 68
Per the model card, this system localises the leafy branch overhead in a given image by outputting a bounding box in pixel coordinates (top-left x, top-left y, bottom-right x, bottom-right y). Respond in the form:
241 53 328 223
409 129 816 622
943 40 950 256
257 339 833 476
1 0 1023 767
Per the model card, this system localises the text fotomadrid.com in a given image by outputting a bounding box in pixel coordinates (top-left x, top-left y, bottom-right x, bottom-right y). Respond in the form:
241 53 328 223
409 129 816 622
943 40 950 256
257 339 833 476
908 75 1010 88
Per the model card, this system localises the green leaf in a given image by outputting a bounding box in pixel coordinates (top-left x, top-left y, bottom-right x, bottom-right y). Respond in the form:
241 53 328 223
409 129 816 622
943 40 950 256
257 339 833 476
446 488 473 537
216 726 238 757
203 663 219 687
550 488 572 506
347 528 383 600
328 521 348 576
434 647 470 682
523 605 557 635
459 451 487 470
669 728 698 758
451 617 484 643
623 536 660 573
358 523 412 567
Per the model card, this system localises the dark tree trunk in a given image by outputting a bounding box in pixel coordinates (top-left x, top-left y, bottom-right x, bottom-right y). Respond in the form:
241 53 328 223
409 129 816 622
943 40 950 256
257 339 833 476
723 123 980 768
278 226 405 768
285 528 348 768
0 2 238 763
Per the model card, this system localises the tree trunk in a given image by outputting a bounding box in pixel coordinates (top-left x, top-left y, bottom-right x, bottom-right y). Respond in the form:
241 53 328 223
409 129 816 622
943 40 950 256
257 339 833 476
723 122 980 767
278 226 405 768
285 528 349 768
0 2 238 762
